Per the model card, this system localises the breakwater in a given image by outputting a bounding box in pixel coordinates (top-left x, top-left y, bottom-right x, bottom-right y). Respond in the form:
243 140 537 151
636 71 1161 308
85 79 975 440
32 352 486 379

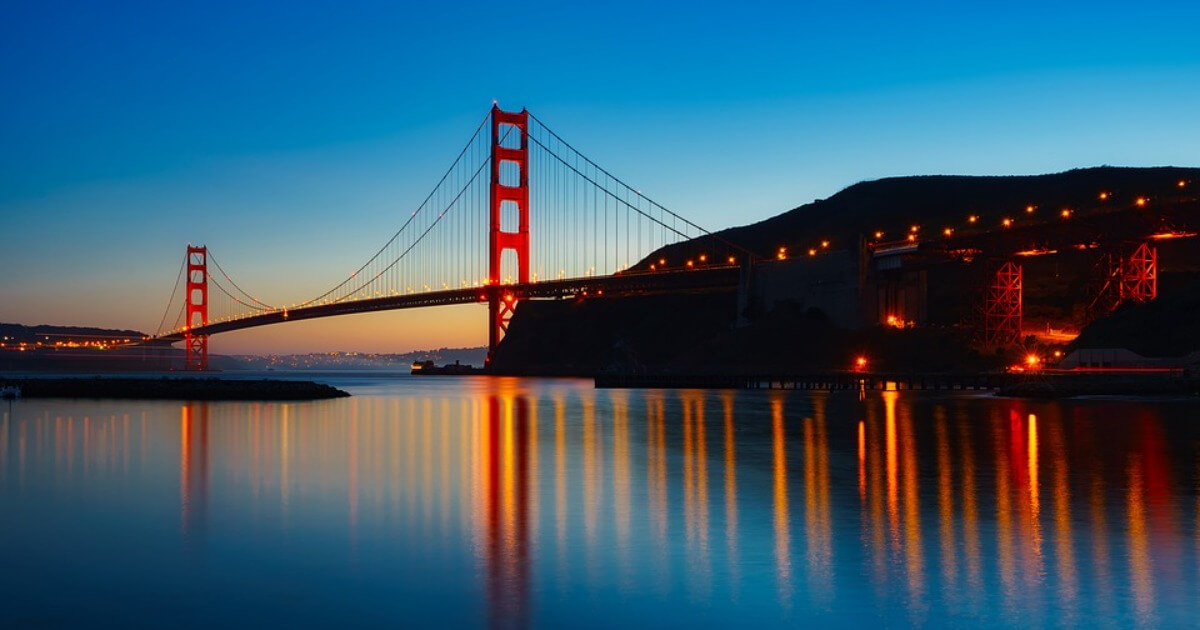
0 377 350 401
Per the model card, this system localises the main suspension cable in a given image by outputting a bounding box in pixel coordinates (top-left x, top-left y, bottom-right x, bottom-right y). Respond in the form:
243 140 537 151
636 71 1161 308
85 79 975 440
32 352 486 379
299 110 493 307
207 249 277 310
331 125 513 302
154 253 186 336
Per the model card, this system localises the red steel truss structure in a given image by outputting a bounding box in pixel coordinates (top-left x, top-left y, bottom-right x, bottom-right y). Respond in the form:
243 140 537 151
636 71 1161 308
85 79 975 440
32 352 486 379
983 261 1022 347
1118 242 1157 304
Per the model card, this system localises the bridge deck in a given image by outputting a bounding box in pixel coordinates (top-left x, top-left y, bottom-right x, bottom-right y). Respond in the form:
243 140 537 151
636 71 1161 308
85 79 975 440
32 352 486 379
156 266 740 341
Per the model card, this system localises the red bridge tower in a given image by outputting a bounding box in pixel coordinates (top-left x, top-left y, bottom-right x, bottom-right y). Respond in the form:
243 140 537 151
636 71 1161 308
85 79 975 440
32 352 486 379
184 245 209 371
487 105 530 364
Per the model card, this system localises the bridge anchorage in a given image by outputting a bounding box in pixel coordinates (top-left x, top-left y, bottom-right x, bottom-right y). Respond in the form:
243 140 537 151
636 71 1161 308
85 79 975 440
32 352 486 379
152 104 732 370
869 189 1194 352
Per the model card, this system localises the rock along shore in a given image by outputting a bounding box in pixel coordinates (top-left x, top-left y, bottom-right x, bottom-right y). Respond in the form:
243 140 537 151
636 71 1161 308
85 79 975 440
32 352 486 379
0 377 350 401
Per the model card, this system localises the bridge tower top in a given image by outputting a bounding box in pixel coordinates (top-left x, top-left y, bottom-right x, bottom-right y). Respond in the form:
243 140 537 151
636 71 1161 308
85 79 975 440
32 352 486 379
184 245 209 371
488 105 530 363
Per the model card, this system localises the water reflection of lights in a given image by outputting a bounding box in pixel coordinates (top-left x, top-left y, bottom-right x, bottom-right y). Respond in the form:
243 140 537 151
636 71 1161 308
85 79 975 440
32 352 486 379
770 394 792 607
2 386 1195 626
721 392 739 597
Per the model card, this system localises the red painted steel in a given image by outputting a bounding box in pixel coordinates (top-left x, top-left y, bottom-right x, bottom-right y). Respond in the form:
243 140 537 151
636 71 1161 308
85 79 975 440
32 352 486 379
983 261 1022 347
1119 242 1157 303
184 245 209 370
488 105 530 363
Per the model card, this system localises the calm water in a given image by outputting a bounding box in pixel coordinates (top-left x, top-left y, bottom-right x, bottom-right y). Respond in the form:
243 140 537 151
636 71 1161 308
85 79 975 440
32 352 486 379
2 375 1199 628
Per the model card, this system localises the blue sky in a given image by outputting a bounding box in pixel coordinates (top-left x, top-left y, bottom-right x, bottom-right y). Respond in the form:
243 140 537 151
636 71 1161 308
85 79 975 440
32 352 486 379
2 0 1199 352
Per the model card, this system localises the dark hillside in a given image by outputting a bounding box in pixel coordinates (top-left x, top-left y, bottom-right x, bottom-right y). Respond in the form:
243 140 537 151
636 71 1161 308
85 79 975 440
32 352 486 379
1071 273 1200 358
643 166 1200 266
495 167 1200 375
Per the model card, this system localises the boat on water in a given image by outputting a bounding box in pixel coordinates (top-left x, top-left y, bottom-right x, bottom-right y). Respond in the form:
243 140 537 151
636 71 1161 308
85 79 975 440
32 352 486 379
411 360 484 376
0 386 20 400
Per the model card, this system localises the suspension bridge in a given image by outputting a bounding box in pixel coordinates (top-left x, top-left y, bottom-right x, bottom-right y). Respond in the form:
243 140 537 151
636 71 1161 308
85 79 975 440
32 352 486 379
146 105 1200 372
151 105 747 370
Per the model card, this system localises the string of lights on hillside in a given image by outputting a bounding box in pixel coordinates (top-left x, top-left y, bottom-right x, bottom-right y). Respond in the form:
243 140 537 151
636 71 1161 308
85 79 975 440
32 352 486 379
156 178 1194 336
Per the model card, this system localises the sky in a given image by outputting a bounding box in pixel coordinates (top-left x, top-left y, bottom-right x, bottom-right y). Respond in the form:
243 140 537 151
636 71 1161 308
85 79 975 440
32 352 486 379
2 0 1199 354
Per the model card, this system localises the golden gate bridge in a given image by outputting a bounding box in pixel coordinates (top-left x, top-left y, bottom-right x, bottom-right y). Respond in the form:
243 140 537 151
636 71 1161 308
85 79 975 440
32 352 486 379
147 105 1200 370
152 105 747 370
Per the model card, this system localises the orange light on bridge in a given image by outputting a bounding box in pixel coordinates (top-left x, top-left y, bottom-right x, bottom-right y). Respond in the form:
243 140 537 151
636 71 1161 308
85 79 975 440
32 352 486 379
821 240 830 249
874 230 884 239
943 227 953 237
885 314 905 328
910 225 920 233
1179 180 1188 188
699 253 708 262
907 234 917 242
777 247 787 260
728 255 736 264
1099 191 1109 201
1025 354 1041 369
686 259 694 268
659 258 666 266
854 356 868 371
1025 205 1036 214
649 264 657 271
1136 197 1147 207
808 248 817 256
504 293 515 303
1002 218 1013 228
1061 209 1072 219
968 215 978 224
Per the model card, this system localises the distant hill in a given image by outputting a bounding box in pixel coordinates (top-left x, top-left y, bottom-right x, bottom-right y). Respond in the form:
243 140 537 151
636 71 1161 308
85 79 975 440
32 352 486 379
644 166 1200 265
0 323 146 344
231 347 489 370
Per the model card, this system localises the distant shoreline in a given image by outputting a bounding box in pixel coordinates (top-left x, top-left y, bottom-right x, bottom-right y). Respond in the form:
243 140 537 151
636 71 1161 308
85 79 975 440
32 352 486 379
0 377 350 401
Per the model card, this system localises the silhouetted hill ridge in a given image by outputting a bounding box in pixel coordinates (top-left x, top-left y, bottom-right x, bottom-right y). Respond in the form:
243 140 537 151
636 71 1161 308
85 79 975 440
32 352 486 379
645 166 1200 265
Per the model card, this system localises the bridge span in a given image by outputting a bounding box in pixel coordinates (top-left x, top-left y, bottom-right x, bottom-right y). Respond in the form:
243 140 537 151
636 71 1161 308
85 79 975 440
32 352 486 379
146 105 1199 370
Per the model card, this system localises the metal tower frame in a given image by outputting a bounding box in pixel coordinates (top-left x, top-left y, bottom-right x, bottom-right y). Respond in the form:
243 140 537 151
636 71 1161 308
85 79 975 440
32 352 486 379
487 105 531 363
1118 242 1157 304
983 260 1022 347
184 245 209 371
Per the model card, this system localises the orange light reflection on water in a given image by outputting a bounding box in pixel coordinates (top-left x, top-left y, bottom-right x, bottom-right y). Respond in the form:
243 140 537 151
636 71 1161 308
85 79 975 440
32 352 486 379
3 384 1198 627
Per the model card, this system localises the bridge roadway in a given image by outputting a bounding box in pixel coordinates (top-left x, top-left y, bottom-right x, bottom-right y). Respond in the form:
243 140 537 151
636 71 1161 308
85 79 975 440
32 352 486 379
156 265 741 342
874 193 1200 262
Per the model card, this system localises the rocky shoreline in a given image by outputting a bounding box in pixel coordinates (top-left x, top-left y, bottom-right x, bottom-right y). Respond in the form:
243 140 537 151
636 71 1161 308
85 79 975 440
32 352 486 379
0 377 350 401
